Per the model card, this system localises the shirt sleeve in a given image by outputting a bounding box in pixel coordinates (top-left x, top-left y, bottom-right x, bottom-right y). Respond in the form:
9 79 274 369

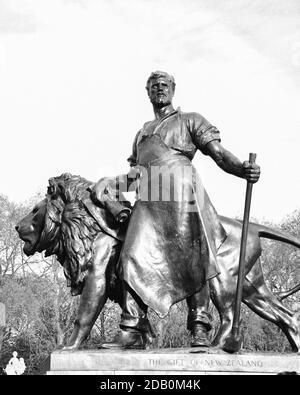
189 112 221 155
127 130 141 167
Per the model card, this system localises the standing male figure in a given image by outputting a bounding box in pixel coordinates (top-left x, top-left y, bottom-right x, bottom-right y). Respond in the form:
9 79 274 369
94 71 260 349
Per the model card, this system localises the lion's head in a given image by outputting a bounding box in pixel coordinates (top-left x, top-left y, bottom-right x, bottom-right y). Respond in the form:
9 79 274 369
15 198 47 256
16 173 125 296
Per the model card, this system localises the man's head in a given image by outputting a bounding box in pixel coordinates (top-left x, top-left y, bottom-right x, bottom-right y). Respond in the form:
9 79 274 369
146 71 176 108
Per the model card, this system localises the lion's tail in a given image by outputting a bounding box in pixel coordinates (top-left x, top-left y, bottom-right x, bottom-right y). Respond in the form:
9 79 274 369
246 222 300 249
248 222 300 300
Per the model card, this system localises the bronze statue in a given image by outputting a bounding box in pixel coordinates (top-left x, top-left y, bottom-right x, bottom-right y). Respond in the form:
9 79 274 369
92 71 261 349
16 173 300 352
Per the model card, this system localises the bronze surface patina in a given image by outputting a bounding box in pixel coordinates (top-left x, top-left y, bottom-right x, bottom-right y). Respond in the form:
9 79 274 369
92 71 261 350
16 173 300 353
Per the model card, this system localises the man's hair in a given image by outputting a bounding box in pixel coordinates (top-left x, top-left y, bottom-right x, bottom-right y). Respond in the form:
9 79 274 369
146 71 176 92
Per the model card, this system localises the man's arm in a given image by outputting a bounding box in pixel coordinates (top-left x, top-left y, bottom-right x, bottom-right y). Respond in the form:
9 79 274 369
206 140 261 183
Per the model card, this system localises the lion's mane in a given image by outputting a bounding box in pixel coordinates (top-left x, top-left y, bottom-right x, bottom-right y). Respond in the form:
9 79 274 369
39 173 102 295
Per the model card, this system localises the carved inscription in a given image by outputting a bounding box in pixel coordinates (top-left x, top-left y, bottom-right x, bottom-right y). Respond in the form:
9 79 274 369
190 358 263 368
148 357 263 370
149 358 184 367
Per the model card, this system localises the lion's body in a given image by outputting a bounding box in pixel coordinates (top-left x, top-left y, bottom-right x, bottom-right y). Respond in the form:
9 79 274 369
16 173 300 352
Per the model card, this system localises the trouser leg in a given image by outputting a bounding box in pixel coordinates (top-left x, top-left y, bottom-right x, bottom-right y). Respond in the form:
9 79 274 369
120 282 150 333
187 283 212 331
186 283 212 347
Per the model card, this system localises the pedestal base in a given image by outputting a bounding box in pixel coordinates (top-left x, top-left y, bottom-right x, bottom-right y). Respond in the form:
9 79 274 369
46 348 299 375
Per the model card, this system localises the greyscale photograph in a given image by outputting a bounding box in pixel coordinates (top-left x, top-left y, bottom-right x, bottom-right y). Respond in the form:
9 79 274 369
0 0 299 377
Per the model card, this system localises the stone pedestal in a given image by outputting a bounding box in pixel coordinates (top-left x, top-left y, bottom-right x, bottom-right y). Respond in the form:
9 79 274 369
46 348 299 375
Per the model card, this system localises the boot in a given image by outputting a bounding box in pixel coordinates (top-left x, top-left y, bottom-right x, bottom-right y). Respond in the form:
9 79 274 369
100 328 146 350
190 323 211 347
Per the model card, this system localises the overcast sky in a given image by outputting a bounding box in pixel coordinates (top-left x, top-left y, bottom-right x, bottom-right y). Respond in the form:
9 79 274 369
0 0 299 222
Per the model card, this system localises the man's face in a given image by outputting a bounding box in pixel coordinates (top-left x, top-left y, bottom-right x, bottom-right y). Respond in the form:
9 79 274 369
148 77 174 108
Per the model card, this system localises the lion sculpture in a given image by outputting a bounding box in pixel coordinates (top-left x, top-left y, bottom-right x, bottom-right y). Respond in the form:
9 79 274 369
16 173 300 352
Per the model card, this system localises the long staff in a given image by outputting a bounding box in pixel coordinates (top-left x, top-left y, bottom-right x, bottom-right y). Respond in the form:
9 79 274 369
223 153 257 353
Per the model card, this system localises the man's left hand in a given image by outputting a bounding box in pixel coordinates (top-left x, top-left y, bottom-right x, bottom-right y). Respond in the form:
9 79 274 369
242 161 261 183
